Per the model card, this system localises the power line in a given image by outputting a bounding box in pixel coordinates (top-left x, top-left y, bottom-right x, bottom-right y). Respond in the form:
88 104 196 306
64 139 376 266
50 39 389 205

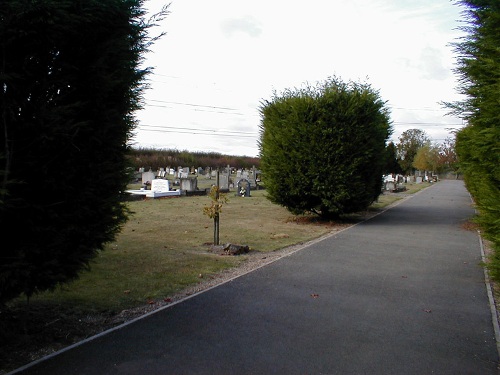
145 73 456 115
140 124 256 135
149 73 181 79
137 128 256 138
137 124 258 138
143 96 465 127
392 122 463 127
149 99 239 111
145 104 245 116
389 106 449 112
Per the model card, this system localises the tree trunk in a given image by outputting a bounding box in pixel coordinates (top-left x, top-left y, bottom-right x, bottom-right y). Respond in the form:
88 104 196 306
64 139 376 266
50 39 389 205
214 169 220 245
214 215 219 245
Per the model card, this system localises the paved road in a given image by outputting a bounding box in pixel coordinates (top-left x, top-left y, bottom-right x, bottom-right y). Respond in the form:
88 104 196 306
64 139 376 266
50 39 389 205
12 180 499 374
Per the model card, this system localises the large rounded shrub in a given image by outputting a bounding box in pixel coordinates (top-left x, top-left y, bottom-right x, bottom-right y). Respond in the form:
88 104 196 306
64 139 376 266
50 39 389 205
259 77 392 219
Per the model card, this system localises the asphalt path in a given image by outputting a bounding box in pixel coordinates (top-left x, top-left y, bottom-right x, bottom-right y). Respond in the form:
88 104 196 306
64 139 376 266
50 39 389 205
11 180 499 374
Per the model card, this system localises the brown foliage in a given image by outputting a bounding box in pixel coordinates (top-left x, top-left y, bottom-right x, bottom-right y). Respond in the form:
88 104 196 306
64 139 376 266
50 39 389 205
128 148 260 171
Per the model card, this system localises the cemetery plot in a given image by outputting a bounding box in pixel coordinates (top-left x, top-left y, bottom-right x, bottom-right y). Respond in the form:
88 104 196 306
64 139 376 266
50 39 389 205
126 178 181 198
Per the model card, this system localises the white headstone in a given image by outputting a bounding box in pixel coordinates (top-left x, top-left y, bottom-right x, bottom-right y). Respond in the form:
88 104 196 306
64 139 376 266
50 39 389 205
151 179 170 192
385 181 395 191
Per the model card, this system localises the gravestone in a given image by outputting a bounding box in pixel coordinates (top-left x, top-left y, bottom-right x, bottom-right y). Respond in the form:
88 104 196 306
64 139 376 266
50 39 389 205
180 178 197 191
219 174 230 190
156 168 166 178
236 179 251 197
249 166 259 187
179 167 189 179
151 179 170 192
141 170 156 187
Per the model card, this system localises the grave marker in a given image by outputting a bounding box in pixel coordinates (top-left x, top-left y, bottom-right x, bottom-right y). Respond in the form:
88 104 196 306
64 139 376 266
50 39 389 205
236 179 251 197
151 179 170 192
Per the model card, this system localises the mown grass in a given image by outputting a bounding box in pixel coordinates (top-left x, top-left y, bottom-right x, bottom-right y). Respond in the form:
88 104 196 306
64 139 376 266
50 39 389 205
17 182 432 314
370 182 430 210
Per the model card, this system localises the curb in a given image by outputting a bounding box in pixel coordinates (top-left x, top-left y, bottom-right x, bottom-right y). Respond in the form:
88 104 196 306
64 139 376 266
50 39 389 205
478 232 500 362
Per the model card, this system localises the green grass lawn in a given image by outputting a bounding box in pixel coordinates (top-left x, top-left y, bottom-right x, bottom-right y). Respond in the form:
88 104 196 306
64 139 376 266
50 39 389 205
15 181 432 314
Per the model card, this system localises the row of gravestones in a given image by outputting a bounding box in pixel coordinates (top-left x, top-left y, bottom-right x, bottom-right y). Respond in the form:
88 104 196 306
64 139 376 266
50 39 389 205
382 173 436 192
138 167 258 197
138 166 259 180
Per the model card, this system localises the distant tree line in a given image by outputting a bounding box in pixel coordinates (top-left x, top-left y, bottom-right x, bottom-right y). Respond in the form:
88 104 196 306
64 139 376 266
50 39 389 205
387 129 459 177
131 133 456 178
128 148 261 171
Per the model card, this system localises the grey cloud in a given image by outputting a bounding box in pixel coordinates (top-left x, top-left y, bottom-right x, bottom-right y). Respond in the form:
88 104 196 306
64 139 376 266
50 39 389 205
221 16 263 38
418 46 450 80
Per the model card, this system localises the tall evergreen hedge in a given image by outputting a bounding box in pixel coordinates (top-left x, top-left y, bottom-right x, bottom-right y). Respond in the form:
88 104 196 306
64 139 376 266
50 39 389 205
259 77 391 219
449 0 500 278
0 0 166 304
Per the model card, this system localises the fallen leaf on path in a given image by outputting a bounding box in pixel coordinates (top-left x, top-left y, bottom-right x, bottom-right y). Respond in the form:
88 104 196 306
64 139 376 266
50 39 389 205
310 293 319 298
423 309 432 313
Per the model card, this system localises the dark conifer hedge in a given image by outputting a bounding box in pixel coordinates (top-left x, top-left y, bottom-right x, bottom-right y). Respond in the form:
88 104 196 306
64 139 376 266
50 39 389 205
449 0 500 278
0 0 167 303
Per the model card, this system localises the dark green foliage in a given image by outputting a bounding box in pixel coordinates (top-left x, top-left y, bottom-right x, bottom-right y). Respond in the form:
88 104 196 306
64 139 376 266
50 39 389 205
383 141 403 175
448 1 500 277
259 77 391 219
457 125 500 264
0 0 167 303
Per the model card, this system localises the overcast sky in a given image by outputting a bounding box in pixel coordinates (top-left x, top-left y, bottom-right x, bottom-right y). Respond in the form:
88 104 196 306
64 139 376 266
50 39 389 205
132 0 467 157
